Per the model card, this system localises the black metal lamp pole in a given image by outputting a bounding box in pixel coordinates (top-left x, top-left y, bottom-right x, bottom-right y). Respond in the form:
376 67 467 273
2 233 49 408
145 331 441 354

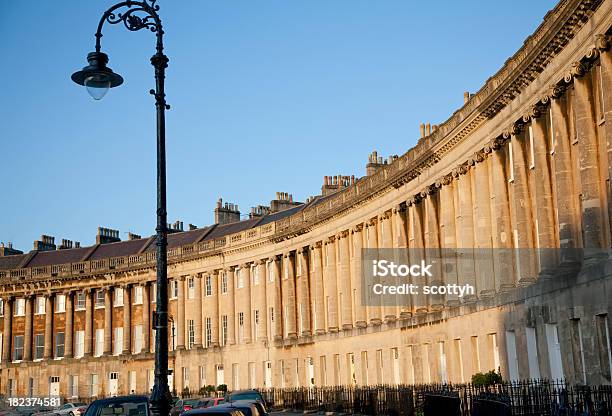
71 1 172 415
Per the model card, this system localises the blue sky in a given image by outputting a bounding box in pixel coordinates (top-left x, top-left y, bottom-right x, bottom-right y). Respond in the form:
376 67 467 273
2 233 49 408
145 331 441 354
0 0 558 251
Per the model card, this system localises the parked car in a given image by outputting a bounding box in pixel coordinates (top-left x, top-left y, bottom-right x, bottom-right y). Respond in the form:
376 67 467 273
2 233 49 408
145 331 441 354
55 403 88 416
82 396 148 416
194 398 225 409
212 402 261 416
228 401 267 416
183 407 244 416
224 391 265 405
170 398 204 416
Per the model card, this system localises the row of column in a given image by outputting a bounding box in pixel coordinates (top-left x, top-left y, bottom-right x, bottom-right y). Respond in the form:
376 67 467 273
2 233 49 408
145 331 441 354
1 282 151 363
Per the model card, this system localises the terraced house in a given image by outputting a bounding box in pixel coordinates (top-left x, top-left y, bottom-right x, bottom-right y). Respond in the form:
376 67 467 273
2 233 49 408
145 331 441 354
1 0 612 399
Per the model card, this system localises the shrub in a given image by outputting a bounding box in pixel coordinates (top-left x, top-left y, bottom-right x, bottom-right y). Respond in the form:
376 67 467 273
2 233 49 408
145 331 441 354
217 384 228 393
471 370 503 386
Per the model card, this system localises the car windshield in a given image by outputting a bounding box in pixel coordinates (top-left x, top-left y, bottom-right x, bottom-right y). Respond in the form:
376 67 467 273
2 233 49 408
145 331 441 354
85 400 147 416
74 404 87 408
183 400 200 407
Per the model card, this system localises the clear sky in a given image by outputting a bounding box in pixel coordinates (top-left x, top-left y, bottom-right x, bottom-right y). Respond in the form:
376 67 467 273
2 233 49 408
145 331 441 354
0 0 558 252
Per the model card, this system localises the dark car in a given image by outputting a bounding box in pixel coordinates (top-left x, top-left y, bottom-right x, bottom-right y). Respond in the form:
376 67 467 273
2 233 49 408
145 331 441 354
210 403 260 416
229 401 267 416
82 395 148 416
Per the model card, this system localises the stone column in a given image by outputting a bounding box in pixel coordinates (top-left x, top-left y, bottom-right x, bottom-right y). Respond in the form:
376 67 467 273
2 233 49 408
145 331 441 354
241 264 253 343
337 231 353 329
84 289 93 356
439 178 459 305
309 244 325 335
350 224 367 327
44 294 53 359
510 124 537 283
104 288 112 354
598 40 612 237
65 291 74 358
24 295 33 361
393 205 412 317
122 284 131 354
176 278 185 349
380 211 399 320
489 137 515 291
407 200 428 313
323 237 339 332
271 258 283 340
1 298 12 362
550 88 580 257
572 64 606 250
142 283 150 352
211 272 220 347
282 255 297 339
227 267 236 345
365 218 382 323
295 249 311 336
530 110 558 270
257 260 268 341
471 155 495 297
193 275 202 348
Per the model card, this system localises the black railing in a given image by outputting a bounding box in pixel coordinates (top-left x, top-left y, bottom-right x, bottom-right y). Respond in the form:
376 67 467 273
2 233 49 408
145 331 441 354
259 381 612 416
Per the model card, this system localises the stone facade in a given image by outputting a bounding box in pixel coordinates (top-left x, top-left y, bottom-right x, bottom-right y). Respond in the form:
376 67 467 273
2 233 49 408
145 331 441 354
1 0 612 399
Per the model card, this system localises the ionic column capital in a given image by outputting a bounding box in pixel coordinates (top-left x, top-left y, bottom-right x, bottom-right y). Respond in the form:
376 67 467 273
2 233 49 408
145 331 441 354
365 217 378 227
309 241 323 251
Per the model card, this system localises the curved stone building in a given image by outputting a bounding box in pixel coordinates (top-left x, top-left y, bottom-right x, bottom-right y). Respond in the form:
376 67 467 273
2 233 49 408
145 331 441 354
1 0 612 398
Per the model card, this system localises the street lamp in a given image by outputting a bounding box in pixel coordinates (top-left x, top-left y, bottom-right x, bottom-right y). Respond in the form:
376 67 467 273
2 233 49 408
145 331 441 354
71 1 172 415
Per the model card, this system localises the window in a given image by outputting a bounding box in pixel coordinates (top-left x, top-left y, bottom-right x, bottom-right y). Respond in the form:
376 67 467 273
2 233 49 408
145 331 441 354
221 315 228 346
95 290 105 308
254 310 260 341
199 366 206 388
525 327 540 379
76 293 86 310
113 328 123 356
8 379 16 398
114 288 123 307
205 276 213 296
596 315 612 382
35 297 45 314
182 368 189 389
75 331 85 358
269 307 275 338
188 278 195 299
206 317 212 348
95 329 104 357
268 261 274 282
238 312 244 343
188 320 195 349
252 264 259 285
69 375 78 398
232 363 239 390
134 286 143 305
505 331 519 382
13 335 24 361
90 374 99 397
55 332 65 359
134 325 143 354
220 273 228 294
55 294 66 313
34 334 44 360
172 280 179 298
128 371 136 394
14 298 25 316
237 268 244 289
28 378 35 397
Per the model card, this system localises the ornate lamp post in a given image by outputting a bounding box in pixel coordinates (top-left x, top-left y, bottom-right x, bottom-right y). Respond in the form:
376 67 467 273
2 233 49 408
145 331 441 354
71 1 172 414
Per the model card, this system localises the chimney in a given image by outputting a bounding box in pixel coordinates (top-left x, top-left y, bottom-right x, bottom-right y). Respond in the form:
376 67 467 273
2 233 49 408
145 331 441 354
270 192 302 213
464 91 470 104
0 242 23 257
127 232 142 241
168 220 184 234
188 224 198 231
96 227 120 245
33 235 56 251
419 123 425 138
214 198 241 225
366 150 386 176
58 239 74 250
426 122 431 136
249 205 270 219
